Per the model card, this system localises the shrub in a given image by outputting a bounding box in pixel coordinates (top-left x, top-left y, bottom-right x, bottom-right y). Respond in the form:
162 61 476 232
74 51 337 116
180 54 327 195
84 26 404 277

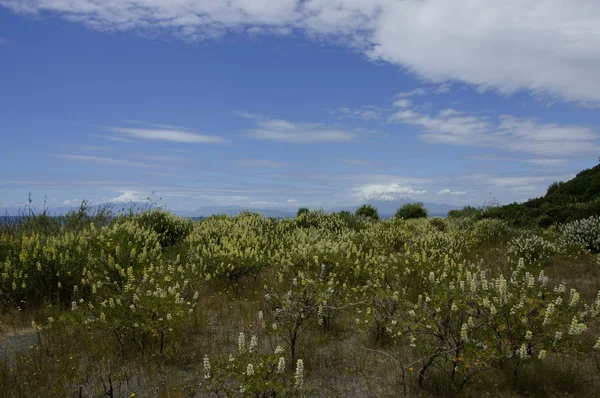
201 331 306 397
0 229 93 308
547 181 565 195
394 202 428 220
334 210 367 231
294 209 346 232
447 206 481 219
130 209 193 248
296 207 310 217
558 216 600 253
73 254 199 354
428 217 447 232
186 212 279 282
507 233 557 266
364 254 600 393
470 218 513 247
355 204 380 221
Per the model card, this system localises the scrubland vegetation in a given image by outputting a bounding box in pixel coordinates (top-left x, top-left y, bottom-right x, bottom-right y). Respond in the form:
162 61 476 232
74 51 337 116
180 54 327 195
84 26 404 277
2 167 600 396
449 164 600 228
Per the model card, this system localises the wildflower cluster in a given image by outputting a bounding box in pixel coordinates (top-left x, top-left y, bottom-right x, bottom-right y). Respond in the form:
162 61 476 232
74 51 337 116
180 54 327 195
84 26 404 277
201 331 305 397
558 215 600 254
507 233 557 267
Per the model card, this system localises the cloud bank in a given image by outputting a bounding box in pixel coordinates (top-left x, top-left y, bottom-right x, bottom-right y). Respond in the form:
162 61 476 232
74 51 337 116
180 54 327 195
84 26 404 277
3 0 600 103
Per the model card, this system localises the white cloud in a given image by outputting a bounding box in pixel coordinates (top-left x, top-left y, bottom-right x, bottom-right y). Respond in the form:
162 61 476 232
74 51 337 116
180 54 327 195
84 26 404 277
466 154 568 167
106 127 228 144
250 201 279 207
391 104 599 158
94 134 135 143
63 198 81 205
337 157 381 167
354 183 427 201
335 106 383 120
287 198 297 203
488 175 564 188
234 111 262 119
396 88 427 98
438 189 466 195
56 154 153 168
78 145 115 151
242 116 356 143
6 1 600 103
434 83 452 94
393 99 412 108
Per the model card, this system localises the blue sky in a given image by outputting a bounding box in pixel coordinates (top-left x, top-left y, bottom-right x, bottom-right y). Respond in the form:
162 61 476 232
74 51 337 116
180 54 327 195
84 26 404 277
1 0 599 212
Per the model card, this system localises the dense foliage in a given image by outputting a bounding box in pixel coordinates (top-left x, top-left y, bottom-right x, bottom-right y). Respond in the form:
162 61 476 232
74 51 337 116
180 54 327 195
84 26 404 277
354 204 380 220
475 164 600 227
394 202 429 220
2 206 600 396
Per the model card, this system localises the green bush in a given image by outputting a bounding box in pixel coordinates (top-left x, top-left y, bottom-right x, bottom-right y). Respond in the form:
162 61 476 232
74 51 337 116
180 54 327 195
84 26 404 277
355 204 380 220
394 202 428 220
334 210 367 231
547 181 565 195
447 206 481 219
0 229 92 308
507 233 557 266
186 212 279 282
470 218 513 247
428 217 447 232
130 209 193 247
294 209 346 232
296 207 310 217
558 216 600 253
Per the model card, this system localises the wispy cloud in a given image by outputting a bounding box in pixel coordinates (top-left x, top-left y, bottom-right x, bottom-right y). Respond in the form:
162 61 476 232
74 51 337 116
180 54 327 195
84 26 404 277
396 88 427 98
4 1 600 103
438 189 467 195
241 115 356 143
62 198 81 205
466 154 568 167
0 38 7 45
94 134 135 143
56 154 153 168
131 154 194 163
77 145 116 151
391 103 599 158
354 183 427 201
334 106 383 120
106 126 228 144
233 111 262 119
434 83 452 94
393 99 412 108
335 157 397 169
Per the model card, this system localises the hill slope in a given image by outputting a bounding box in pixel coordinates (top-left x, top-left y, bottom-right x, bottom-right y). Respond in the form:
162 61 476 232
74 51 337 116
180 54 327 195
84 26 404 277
481 164 600 227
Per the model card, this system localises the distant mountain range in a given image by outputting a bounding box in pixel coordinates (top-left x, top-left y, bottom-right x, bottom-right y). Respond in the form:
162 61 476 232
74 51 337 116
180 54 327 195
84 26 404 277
1 195 461 218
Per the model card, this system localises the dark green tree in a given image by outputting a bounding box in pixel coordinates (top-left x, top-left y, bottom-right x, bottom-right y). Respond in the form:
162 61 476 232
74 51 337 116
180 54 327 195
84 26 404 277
296 207 310 217
394 202 428 220
355 204 380 220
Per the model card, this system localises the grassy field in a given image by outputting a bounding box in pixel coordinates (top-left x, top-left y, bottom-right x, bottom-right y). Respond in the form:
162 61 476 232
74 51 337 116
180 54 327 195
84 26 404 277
1 207 600 397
